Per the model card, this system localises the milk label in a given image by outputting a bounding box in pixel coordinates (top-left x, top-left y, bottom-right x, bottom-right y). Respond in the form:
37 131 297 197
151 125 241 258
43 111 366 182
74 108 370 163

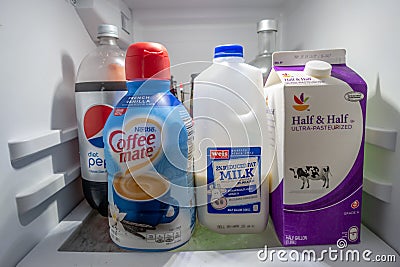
206 147 261 214
266 49 367 246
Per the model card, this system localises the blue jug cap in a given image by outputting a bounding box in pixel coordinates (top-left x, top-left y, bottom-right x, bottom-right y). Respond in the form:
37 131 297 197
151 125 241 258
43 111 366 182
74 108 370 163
214 44 243 58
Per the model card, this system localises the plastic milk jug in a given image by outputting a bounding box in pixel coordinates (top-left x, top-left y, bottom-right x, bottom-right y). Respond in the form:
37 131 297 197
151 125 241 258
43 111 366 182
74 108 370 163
193 44 274 233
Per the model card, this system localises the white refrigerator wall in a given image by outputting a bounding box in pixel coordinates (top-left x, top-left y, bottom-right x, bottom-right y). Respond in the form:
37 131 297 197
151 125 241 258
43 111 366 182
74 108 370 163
1 0 399 266
0 0 94 266
132 4 286 85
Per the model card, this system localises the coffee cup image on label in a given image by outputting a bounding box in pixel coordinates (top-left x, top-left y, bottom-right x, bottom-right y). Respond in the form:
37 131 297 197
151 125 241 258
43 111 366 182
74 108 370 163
112 172 179 228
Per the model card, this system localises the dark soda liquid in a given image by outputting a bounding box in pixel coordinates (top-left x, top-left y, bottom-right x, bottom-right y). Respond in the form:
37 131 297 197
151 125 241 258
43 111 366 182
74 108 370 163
82 179 108 217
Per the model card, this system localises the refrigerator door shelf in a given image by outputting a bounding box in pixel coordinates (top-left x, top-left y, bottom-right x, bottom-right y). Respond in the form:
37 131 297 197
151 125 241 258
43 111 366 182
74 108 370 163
18 201 399 267
8 127 81 215
365 126 397 152
15 165 81 214
8 127 78 161
364 175 393 203
363 125 396 203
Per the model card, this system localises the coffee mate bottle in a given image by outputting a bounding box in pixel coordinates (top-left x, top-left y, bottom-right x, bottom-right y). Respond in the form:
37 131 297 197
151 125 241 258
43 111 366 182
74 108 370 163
193 44 274 233
103 42 195 250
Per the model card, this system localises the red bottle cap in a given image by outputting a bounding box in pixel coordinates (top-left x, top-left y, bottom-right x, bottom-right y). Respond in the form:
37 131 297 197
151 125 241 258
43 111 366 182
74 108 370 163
125 42 170 80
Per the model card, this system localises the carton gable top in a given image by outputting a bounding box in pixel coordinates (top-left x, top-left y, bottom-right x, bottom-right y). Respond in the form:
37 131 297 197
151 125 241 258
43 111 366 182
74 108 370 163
265 49 347 88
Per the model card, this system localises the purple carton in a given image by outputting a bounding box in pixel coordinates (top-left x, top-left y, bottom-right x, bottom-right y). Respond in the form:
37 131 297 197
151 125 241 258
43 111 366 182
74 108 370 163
265 49 367 246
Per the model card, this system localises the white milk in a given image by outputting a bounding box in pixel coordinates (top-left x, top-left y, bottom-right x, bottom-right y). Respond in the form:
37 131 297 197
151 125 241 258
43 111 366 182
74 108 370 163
193 44 274 234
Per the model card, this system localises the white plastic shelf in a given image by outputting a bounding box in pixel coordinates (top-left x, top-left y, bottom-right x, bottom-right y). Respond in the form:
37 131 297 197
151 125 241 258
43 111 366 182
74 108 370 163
8 127 78 161
15 165 81 214
365 126 397 151
363 126 396 203
363 175 392 203
17 201 399 267
9 127 81 214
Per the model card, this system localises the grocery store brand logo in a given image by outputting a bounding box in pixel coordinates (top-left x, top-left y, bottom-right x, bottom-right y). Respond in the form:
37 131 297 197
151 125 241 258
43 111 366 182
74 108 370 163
293 93 309 111
210 150 229 159
351 200 360 209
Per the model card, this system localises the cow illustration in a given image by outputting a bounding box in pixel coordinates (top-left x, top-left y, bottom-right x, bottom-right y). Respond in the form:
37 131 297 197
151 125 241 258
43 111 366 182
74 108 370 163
208 184 228 210
289 166 331 189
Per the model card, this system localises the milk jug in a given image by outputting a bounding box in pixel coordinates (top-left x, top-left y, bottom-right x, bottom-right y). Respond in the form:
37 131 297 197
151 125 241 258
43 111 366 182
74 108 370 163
193 44 274 233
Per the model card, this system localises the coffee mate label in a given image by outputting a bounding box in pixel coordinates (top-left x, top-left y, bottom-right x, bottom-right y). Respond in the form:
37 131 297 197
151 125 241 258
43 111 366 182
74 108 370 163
206 147 262 214
108 118 162 170
103 81 195 251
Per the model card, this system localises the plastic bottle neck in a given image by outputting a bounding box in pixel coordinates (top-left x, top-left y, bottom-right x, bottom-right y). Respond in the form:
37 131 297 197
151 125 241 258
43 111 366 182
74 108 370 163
126 79 171 95
98 36 118 46
257 30 276 55
213 56 245 63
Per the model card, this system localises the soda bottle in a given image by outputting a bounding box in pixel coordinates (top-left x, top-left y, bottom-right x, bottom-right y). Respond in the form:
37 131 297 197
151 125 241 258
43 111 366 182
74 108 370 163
75 24 126 216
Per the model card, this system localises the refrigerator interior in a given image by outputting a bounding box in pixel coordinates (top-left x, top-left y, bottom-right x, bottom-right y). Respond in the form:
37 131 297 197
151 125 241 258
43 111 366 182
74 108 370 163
0 0 399 266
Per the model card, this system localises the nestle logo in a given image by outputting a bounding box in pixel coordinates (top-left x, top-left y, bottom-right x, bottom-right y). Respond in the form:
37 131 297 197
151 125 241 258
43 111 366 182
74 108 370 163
210 150 229 159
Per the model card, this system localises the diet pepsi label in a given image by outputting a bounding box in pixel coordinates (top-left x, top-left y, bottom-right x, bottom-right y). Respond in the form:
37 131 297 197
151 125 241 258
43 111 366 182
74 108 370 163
75 87 126 182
